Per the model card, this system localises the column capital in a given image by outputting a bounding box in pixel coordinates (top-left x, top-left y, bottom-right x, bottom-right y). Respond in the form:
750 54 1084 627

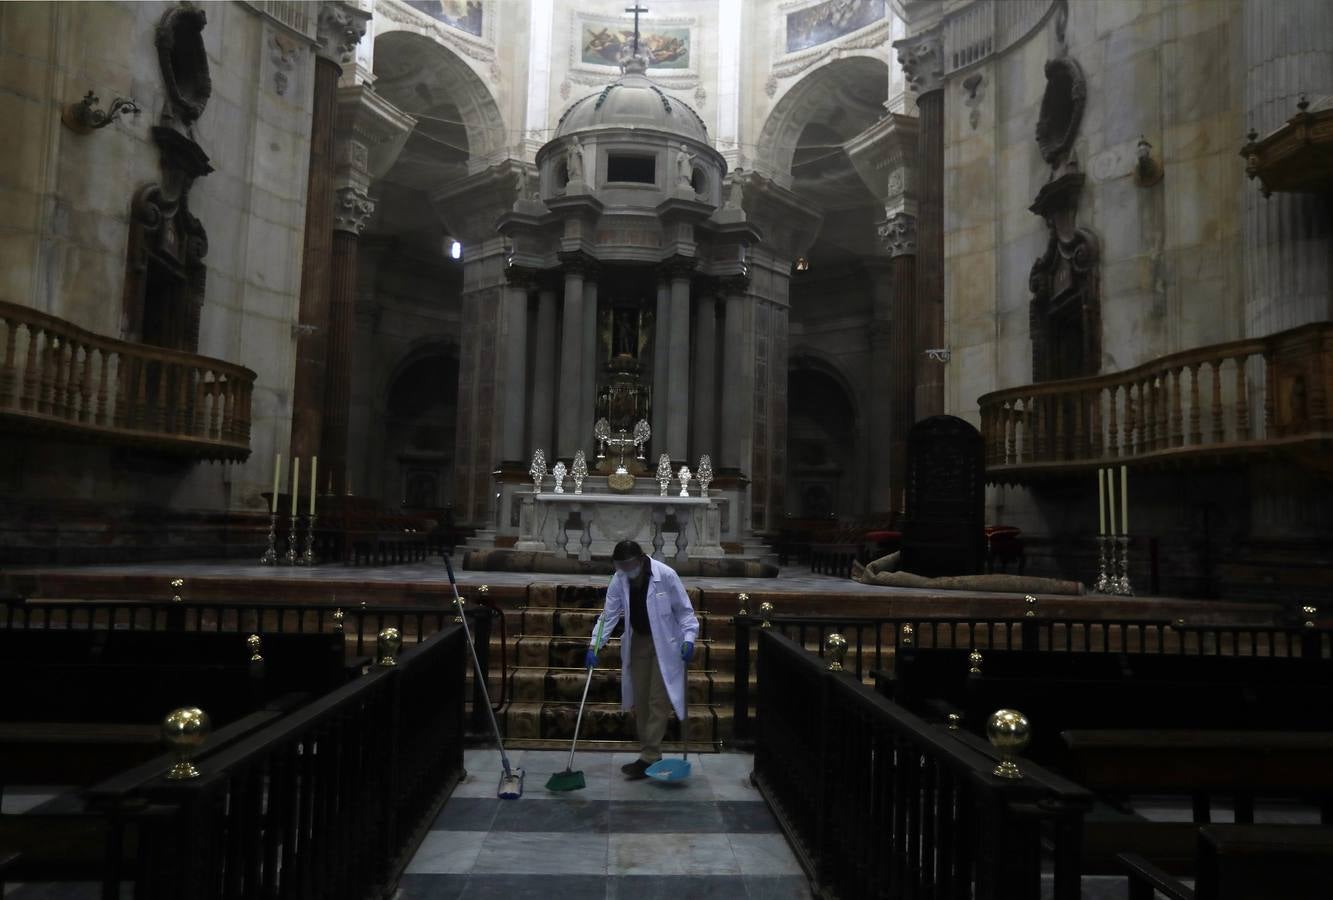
877 212 918 258
335 85 416 194
893 25 945 97
333 184 375 235
557 251 598 278
316 2 370 69
658 255 697 282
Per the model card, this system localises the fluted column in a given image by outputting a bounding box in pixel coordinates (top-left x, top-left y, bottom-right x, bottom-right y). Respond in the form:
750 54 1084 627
499 280 529 462
530 286 557 455
557 263 585 459
290 2 367 463
666 264 693 460
581 276 599 447
651 279 670 455
889 224 917 516
1243 0 1333 337
896 26 945 421
691 294 718 461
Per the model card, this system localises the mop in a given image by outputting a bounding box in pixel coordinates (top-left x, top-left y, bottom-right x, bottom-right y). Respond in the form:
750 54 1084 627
545 615 605 792
443 554 524 799
646 651 692 783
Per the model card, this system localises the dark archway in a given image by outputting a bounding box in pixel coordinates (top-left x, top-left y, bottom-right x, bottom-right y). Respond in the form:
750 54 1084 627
383 351 459 514
786 358 863 519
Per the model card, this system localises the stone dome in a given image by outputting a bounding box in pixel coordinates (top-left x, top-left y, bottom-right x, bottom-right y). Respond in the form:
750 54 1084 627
554 57 709 142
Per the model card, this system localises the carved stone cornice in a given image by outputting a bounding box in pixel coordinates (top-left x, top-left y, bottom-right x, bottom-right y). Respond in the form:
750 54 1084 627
893 25 945 96
844 112 919 215
334 84 416 194
333 184 375 235
878 212 917 258
316 2 369 68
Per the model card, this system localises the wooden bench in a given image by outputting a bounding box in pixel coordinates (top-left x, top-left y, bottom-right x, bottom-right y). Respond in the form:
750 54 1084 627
1120 825 1333 899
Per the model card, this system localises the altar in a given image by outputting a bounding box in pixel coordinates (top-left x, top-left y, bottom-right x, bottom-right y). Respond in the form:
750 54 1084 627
515 491 723 562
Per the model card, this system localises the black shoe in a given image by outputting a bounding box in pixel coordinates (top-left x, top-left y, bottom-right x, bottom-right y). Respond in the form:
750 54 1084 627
621 759 652 780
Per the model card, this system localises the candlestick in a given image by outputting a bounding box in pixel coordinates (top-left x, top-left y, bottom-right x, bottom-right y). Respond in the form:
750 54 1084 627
310 456 318 516
1094 535 1111 593
291 456 300 517
303 514 316 566
1106 466 1117 537
1097 468 1105 536
1120 464 1129 536
285 514 299 565
1115 534 1134 595
271 453 281 515
260 513 278 565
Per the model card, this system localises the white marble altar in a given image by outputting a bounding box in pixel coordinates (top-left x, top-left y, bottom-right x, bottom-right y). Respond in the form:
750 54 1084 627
515 492 723 562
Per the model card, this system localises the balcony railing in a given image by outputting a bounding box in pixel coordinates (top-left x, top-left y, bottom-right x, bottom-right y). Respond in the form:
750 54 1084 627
978 322 1332 480
0 300 255 460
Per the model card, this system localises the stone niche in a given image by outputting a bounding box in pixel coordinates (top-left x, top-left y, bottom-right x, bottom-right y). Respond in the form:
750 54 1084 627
1029 54 1099 383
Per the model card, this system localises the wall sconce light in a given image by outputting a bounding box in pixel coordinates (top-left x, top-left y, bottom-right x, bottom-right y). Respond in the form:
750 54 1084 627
925 348 951 363
1134 135 1163 187
794 256 809 271
62 91 141 134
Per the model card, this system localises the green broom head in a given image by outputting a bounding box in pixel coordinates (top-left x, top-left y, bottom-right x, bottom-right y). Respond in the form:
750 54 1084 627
545 768 587 792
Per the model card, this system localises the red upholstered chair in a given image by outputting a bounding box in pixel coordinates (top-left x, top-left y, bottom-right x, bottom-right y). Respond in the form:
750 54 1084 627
984 525 1024 575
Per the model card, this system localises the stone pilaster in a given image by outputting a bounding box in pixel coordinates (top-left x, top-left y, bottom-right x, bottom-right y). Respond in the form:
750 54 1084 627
692 293 718 462
530 286 558 457
557 261 586 459
664 259 694 460
883 212 918 516
651 278 671 456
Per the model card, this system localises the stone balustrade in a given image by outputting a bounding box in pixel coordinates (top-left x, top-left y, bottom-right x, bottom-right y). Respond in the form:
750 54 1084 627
979 322 1332 481
0 300 255 460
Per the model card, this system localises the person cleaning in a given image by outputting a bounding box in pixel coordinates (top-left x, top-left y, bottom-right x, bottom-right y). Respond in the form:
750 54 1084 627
586 540 700 779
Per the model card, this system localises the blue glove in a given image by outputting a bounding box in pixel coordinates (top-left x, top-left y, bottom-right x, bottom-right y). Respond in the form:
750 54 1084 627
585 648 598 669
680 641 694 663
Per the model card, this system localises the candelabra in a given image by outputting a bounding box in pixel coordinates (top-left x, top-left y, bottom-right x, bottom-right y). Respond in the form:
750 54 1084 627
284 515 299 565
260 513 279 565
302 514 317 566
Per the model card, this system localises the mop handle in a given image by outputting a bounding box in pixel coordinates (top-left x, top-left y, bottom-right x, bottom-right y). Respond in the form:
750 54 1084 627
566 614 605 771
444 554 514 777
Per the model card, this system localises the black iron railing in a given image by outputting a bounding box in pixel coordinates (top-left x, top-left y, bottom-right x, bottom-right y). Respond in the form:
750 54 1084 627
99 624 467 899
0 598 500 734
753 629 1092 900
732 613 1329 743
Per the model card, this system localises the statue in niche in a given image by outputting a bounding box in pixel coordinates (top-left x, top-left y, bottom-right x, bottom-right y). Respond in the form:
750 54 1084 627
725 167 745 209
613 307 640 358
566 137 585 183
675 143 694 188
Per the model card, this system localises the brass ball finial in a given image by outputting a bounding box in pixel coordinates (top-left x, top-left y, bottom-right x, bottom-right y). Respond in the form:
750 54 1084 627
946 713 961 732
1303 605 1317 628
331 608 345 633
987 709 1030 779
479 584 490 597
170 578 185 604
246 633 263 663
825 632 848 671
758 601 774 629
737 592 750 616
377 627 402 666
900 623 915 646
968 649 983 675
1023 595 1037 617
162 707 210 780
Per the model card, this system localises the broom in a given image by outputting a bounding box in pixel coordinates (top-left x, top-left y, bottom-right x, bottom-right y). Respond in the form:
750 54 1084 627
546 614 605 792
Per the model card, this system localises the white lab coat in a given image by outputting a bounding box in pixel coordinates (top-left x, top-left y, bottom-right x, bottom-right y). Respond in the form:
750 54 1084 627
589 557 700 721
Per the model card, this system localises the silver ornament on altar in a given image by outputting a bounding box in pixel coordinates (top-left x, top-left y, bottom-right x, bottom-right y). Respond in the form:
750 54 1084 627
656 453 672 496
697 454 713 497
677 465 692 497
594 418 610 460
552 461 567 494
633 419 651 460
571 451 588 495
529 450 547 493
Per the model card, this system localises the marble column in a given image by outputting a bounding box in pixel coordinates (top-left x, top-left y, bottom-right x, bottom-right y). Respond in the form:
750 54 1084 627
866 258 895 514
581 277 599 447
500 280 529 462
530 286 557 455
651 279 671 455
886 215 917 517
290 3 369 462
1243 0 1333 338
897 27 945 421
557 265 585 459
666 265 693 460
691 294 718 461
720 286 749 471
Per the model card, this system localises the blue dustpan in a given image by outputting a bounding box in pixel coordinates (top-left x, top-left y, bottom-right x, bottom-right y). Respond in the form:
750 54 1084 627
645 757 691 782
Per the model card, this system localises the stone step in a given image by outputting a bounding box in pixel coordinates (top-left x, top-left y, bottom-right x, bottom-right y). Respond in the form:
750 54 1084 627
501 607 736 642
506 666 733 705
501 700 729 745
525 584 707 610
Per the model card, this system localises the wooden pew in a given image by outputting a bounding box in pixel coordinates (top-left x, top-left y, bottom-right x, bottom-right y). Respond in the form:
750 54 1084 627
1120 825 1333 900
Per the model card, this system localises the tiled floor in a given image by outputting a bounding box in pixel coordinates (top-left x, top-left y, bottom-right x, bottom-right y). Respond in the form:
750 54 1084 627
396 749 812 899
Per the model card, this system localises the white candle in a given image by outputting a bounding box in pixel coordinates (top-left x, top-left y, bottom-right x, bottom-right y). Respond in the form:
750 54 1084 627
291 456 300 517
310 456 318 516
1097 468 1105 536
271 453 281 515
1106 467 1117 537
1120 464 1129 536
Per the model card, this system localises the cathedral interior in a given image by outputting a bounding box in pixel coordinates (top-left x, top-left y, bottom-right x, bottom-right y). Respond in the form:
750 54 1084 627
0 0 1331 897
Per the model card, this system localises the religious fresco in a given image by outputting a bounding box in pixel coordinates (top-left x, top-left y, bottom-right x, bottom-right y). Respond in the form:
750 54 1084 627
785 0 885 53
403 0 483 37
581 21 690 69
